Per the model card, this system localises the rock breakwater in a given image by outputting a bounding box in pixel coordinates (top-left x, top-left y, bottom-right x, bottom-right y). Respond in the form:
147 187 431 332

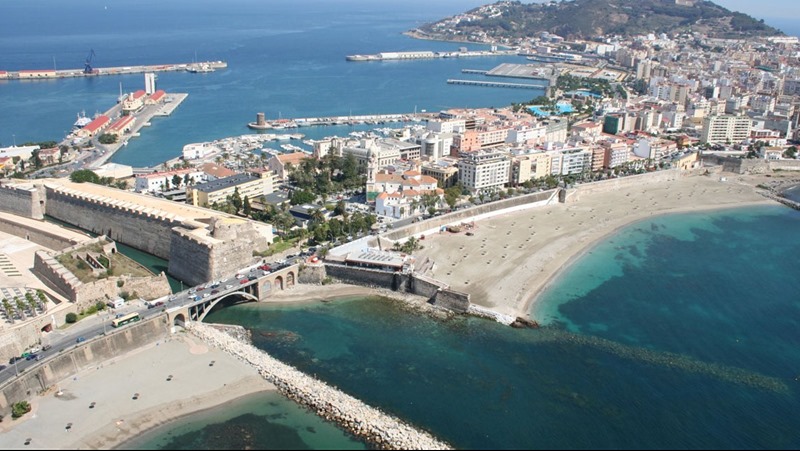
187 322 452 450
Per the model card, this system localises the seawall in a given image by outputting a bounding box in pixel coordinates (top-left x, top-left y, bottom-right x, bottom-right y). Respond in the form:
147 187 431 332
187 322 451 450
384 189 558 242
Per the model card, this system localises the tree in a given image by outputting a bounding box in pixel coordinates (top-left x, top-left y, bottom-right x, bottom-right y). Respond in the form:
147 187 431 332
65 312 78 323
14 297 26 320
70 169 100 184
25 292 37 317
98 133 117 145
230 187 243 213
290 189 315 205
243 196 252 217
12 401 31 419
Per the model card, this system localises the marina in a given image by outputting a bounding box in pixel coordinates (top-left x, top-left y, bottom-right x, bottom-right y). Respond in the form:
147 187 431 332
346 48 517 62
245 112 437 130
446 79 549 90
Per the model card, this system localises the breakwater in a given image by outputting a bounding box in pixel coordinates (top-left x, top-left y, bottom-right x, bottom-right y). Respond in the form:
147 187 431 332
187 322 451 450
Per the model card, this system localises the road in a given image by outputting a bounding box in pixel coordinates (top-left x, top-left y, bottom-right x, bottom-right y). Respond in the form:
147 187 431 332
0 257 302 385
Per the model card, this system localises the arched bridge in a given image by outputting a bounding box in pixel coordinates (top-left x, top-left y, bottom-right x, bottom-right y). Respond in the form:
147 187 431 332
167 264 298 325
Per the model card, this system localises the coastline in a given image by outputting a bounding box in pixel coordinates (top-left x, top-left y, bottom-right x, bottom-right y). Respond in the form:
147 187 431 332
519 199 776 316
0 336 276 450
413 173 780 320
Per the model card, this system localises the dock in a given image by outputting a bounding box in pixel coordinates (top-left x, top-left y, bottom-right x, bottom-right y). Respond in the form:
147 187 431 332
446 79 547 90
2 61 227 80
346 49 518 62
251 112 438 129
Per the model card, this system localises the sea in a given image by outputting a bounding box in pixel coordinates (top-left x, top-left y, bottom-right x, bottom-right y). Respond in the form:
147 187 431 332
4 1 800 449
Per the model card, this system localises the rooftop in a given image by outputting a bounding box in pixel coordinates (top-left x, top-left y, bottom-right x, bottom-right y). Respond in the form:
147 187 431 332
193 172 261 193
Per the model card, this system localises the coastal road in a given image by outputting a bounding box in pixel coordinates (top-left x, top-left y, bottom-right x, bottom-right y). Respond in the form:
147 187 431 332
0 257 300 386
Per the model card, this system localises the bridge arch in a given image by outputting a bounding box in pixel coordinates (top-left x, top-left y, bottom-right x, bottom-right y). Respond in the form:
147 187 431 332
196 291 259 322
173 313 186 327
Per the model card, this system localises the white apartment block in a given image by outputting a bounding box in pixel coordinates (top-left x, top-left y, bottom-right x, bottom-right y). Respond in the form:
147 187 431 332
701 115 752 144
506 125 547 145
457 151 510 193
427 118 466 134
559 149 592 176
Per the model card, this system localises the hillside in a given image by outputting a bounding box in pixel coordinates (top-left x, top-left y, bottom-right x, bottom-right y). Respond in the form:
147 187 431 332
413 0 782 41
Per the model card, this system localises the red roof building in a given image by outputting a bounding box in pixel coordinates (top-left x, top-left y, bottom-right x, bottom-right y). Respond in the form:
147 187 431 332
76 115 111 138
146 90 166 104
108 115 136 136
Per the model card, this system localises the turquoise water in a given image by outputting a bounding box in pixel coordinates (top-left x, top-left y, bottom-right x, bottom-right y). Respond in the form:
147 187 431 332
195 205 800 449
119 391 365 450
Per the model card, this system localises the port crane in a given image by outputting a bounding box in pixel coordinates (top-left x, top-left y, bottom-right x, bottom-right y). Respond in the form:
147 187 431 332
84 49 96 74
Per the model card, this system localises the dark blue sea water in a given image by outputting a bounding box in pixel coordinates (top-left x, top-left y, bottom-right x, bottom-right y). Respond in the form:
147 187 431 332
187 205 800 450
0 0 531 167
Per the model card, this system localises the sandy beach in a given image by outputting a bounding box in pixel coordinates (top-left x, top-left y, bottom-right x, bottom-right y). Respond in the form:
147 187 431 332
414 173 779 319
0 335 275 450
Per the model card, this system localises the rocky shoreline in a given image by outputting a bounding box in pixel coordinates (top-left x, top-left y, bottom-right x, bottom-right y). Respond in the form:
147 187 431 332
187 322 452 450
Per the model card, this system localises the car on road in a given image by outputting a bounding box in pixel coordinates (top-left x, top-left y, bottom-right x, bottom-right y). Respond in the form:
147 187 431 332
76 337 86 343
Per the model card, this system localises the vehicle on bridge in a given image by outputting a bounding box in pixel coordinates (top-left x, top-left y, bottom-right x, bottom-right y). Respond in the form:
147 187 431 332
112 312 141 328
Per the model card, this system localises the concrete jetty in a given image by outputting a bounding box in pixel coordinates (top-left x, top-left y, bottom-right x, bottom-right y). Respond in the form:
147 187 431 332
3 61 227 80
187 322 452 450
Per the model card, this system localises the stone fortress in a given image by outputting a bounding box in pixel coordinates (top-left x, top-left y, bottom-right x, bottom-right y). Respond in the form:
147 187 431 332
0 180 272 287
0 179 273 361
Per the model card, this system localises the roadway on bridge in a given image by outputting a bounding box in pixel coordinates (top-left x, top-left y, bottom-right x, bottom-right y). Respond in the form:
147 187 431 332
0 258 300 385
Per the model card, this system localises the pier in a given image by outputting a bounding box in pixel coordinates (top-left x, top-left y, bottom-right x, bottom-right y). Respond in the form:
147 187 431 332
446 79 547 90
248 112 438 129
188 322 452 450
346 48 518 62
2 61 227 80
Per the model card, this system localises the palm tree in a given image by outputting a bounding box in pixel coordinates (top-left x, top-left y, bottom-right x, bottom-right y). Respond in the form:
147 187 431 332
14 297 26 320
1 298 12 323
36 290 48 313
25 292 37 317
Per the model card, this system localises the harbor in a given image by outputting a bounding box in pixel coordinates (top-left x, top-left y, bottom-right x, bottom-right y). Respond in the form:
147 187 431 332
246 111 437 130
346 48 517 62
0 61 227 80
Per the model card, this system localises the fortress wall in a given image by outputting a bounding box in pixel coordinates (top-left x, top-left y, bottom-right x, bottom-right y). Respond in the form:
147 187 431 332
44 186 183 259
168 229 215 287
33 251 81 302
0 317 168 412
0 215 81 251
0 184 44 219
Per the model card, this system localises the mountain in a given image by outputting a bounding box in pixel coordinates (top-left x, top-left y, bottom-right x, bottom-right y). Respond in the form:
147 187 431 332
412 0 782 41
